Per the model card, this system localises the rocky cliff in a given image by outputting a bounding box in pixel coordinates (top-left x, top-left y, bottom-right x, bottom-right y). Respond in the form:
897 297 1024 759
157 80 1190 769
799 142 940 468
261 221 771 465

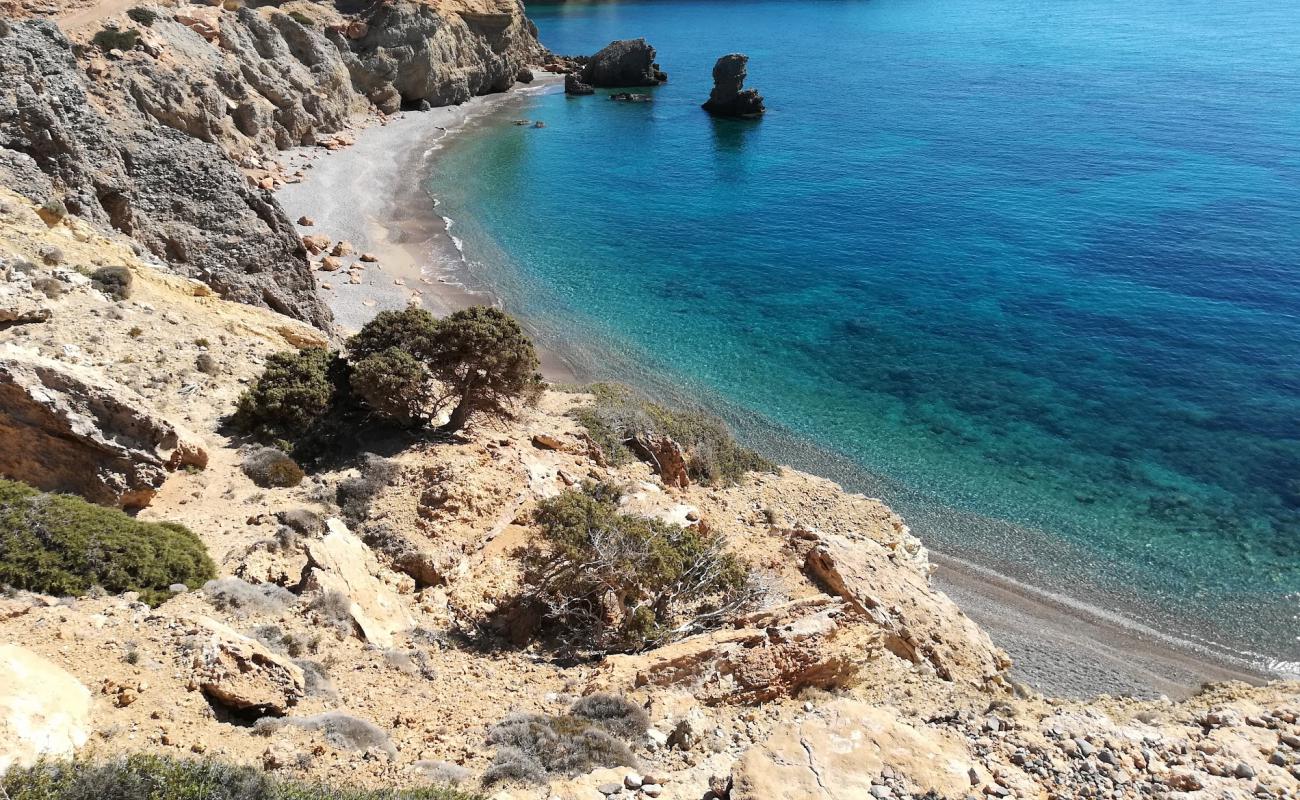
0 0 544 328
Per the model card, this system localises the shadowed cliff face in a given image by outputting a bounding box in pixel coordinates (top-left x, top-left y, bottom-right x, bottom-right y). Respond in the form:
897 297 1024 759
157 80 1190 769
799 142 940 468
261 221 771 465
0 1 544 328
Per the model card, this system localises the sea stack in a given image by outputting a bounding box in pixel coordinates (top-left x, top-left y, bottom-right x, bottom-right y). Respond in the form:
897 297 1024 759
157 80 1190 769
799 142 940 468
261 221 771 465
702 53 765 118
581 38 668 86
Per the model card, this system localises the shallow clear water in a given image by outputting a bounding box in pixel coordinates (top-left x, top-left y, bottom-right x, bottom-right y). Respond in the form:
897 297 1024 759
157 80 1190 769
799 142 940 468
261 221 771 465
426 0 1300 672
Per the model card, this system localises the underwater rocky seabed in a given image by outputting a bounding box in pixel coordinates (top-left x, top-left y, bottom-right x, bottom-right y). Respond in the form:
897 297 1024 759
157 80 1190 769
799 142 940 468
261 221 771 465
422 0 1300 675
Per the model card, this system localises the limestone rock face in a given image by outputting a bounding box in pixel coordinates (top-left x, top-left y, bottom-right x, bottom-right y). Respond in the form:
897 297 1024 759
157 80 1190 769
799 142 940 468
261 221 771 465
730 699 988 799
0 21 328 328
802 530 1010 685
581 38 666 87
0 644 91 773
187 616 305 715
0 350 208 509
0 0 545 328
595 598 872 705
304 519 415 648
702 53 765 118
629 431 690 489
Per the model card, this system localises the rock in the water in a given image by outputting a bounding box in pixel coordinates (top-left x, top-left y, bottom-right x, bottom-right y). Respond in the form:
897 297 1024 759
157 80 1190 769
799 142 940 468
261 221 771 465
702 54 765 118
565 72 595 95
0 351 207 509
0 644 91 773
610 92 652 102
187 616 305 715
581 38 667 87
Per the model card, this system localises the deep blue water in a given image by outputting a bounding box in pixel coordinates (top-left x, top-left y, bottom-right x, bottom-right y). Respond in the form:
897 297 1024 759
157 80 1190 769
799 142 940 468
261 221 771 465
426 0 1300 672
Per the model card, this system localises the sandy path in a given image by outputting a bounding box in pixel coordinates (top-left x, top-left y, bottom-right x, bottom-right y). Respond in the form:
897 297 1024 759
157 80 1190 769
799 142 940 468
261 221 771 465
57 0 134 32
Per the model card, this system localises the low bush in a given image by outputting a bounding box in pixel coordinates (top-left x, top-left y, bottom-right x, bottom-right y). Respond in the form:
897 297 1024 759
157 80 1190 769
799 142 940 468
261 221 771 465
286 9 314 26
241 447 305 488
573 383 773 485
0 754 483 800
90 266 133 300
126 6 158 25
255 713 395 758
309 589 354 637
483 696 642 786
203 578 294 617
91 27 140 52
522 483 751 653
0 478 214 605
570 693 650 740
232 349 342 445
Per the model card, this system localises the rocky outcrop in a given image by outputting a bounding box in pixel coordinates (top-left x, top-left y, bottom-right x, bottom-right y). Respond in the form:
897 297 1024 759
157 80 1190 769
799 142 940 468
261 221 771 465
0 644 91 773
0 349 208 509
581 38 666 87
0 21 327 327
0 0 544 328
730 699 990 799
801 529 1010 685
564 72 594 95
702 54 765 118
595 598 872 705
629 431 690 488
304 519 415 648
186 615 305 716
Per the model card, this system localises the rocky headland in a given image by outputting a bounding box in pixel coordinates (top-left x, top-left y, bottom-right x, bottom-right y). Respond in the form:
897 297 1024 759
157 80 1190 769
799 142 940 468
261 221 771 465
0 2 1297 800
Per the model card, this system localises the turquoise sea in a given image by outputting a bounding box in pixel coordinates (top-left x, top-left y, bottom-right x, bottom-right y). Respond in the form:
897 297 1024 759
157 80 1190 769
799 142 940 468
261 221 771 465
426 0 1300 674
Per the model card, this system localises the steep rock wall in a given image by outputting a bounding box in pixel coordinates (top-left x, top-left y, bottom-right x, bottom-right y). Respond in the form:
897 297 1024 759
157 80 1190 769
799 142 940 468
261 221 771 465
0 1 544 328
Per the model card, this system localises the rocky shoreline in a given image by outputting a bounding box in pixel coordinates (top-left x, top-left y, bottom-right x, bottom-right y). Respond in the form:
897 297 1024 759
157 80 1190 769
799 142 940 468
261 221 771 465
0 1 1297 798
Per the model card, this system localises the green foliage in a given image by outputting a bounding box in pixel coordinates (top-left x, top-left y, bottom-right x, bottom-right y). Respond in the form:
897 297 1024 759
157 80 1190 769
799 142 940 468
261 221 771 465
573 383 774 485
286 10 315 26
91 27 140 52
1 754 484 800
350 348 427 426
348 307 441 363
233 349 341 444
241 447 305 488
524 483 750 653
0 479 215 605
125 6 158 26
346 306 540 431
430 307 541 432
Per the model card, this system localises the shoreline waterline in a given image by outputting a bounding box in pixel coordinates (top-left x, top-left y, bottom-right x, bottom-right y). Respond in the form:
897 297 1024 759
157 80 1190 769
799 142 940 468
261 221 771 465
275 83 1278 699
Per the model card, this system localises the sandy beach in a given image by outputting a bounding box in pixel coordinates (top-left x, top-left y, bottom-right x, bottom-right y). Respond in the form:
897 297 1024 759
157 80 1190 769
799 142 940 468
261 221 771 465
275 75 577 382
275 81 1270 701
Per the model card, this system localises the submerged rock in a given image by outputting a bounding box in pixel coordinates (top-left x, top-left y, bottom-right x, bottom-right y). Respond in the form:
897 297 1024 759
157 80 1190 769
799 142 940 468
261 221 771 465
702 53 765 118
581 38 667 87
610 92 653 102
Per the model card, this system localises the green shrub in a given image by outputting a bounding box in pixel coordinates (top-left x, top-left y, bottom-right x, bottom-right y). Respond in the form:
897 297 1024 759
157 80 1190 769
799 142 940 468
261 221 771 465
523 483 750 653
346 306 540 432
126 6 158 26
233 349 341 444
91 27 140 52
573 383 774 485
350 347 427 426
1 754 484 800
0 478 214 605
569 693 650 740
286 10 315 26
241 447 305 488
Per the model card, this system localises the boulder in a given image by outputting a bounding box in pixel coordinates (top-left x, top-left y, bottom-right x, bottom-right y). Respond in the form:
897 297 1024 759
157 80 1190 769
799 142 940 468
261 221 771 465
730 699 988 799
581 38 666 87
0 644 91 772
594 597 871 705
185 616 304 715
564 72 595 96
702 54 765 118
629 431 690 489
802 530 1010 684
304 519 415 648
0 350 208 509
